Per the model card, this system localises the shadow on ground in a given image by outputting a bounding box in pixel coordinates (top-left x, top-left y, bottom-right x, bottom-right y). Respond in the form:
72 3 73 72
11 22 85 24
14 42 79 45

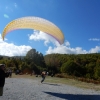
42 82 60 86
43 91 100 100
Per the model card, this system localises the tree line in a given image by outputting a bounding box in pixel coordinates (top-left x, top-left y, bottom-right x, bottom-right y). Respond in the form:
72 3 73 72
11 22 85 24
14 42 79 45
0 49 100 81
44 53 100 80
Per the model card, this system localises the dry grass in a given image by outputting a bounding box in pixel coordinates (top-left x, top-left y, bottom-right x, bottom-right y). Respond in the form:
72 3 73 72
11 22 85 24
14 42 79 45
11 73 100 91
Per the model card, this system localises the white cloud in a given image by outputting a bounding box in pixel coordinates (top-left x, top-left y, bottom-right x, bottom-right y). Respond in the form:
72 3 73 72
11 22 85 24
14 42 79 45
29 30 57 46
1 31 100 57
0 34 32 57
89 38 100 41
65 41 70 46
89 46 100 53
29 31 100 55
4 14 9 18
45 43 88 54
45 44 100 55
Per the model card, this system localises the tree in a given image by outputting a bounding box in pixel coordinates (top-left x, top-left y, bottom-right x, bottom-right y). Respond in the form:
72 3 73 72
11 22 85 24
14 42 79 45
94 60 100 79
85 62 96 78
25 48 46 70
61 60 83 77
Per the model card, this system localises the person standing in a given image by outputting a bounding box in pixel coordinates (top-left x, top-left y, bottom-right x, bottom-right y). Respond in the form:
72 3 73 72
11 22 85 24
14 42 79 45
0 64 9 96
9 69 12 78
41 71 46 83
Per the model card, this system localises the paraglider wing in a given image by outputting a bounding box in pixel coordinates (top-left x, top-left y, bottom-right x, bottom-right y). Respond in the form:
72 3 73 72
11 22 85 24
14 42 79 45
2 17 64 44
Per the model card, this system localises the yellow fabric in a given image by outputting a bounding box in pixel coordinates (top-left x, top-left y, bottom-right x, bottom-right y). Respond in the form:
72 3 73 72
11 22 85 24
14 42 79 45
2 17 64 44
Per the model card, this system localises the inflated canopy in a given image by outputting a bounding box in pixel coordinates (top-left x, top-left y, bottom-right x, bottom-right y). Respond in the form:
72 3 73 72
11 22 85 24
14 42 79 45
2 16 64 44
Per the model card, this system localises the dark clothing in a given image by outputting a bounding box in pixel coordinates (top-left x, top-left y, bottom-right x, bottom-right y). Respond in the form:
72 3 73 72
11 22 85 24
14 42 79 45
41 75 45 83
0 69 9 87
9 72 12 78
41 72 46 83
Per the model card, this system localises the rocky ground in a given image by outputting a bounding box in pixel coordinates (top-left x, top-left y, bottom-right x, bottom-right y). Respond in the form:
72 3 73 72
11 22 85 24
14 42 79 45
0 77 100 100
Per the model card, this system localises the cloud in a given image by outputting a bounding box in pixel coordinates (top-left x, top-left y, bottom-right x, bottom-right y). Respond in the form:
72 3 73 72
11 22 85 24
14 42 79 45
29 31 100 55
45 43 88 54
45 44 100 55
0 34 32 57
4 14 9 18
89 46 100 53
0 31 100 57
89 38 100 41
29 30 57 46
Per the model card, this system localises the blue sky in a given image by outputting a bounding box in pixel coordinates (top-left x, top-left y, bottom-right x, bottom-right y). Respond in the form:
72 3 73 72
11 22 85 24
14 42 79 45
0 0 100 56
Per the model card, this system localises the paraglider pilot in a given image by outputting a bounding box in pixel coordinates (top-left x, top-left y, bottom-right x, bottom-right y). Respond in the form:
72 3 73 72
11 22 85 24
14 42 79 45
41 71 46 83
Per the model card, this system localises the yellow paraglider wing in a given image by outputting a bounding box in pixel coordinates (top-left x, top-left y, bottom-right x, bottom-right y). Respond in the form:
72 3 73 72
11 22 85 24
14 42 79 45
2 17 64 44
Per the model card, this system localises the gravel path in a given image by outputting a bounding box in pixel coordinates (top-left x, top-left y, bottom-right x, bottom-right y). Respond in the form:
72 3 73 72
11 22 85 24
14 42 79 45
0 78 100 100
